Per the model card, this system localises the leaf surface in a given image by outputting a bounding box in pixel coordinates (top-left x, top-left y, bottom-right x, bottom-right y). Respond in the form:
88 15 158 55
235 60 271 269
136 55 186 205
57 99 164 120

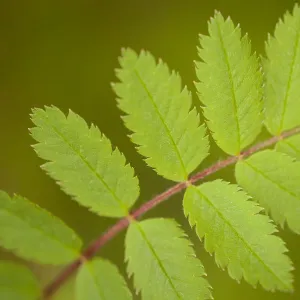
235 149 300 234
0 191 82 264
76 258 132 300
0 261 40 300
276 135 300 161
125 218 212 300
183 180 293 291
196 12 263 155
30 106 139 217
264 4 300 134
113 49 209 181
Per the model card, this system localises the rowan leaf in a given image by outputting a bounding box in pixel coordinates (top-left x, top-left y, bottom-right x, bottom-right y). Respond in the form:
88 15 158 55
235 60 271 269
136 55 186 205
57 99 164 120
264 4 300 135
125 218 212 299
0 261 40 300
183 180 293 291
30 106 139 218
235 149 300 234
113 49 209 181
196 12 263 155
0 191 82 265
276 135 300 161
76 258 132 300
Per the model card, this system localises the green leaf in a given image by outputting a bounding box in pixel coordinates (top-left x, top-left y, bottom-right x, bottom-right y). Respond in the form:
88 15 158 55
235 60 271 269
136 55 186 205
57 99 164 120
195 12 263 155
76 258 132 300
183 180 293 292
264 4 300 135
125 218 212 300
30 106 139 218
0 191 82 265
113 49 209 182
235 149 300 234
276 135 300 161
0 261 40 300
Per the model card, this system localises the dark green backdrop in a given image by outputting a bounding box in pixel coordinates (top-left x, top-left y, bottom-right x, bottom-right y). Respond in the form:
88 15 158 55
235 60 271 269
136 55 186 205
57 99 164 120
1 1 299 299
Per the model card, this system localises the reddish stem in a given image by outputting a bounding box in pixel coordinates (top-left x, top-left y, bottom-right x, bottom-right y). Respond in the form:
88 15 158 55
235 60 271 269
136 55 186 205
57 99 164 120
43 126 300 299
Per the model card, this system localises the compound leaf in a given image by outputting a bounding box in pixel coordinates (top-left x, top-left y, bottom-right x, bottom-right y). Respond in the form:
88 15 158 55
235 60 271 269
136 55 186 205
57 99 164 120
276 135 300 161
264 4 300 135
30 106 139 218
0 261 40 300
113 49 209 182
235 149 300 234
0 191 82 265
125 218 212 300
183 180 293 292
76 258 132 300
196 12 263 155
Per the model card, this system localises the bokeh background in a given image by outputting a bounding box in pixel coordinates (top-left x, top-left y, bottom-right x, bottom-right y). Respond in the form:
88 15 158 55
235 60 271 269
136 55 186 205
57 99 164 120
1 0 299 299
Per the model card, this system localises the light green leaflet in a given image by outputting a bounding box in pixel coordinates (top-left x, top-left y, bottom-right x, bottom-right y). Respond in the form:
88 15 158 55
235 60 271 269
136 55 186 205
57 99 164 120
113 49 209 182
30 106 139 218
76 258 132 300
235 149 300 234
183 180 293 291
276 135 300 161
0 191 82 265
125 218 212 300
264 4 300 135
0 261 40 300
196 12 263 155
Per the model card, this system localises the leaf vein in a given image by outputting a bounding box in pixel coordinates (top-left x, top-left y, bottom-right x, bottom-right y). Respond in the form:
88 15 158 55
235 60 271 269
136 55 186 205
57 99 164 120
279 26 300 133
194 187 288 288
134 69 188 179
86 263 107 300
243 160 300 200
47 119 128 215
135 222 183 299
216 20 241 153
282 140 300 155
2 208 77 255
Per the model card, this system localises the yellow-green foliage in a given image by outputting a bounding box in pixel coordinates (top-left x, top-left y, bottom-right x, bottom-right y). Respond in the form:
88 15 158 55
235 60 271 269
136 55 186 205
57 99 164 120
1 5 300 300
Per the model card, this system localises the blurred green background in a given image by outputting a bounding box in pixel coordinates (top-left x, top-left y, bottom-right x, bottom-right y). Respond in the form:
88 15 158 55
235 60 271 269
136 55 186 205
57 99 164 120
1 0 299 299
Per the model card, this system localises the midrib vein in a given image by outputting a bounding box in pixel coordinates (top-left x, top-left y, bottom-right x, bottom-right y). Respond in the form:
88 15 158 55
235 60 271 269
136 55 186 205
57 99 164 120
3 209 78 255
86 263 107 300
243 160 300 200
279 25 300 133
48 120 128 216
135 222 182 299
195 187 289 289
216 21 241 152
283 140 300 155
134 69 188 179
